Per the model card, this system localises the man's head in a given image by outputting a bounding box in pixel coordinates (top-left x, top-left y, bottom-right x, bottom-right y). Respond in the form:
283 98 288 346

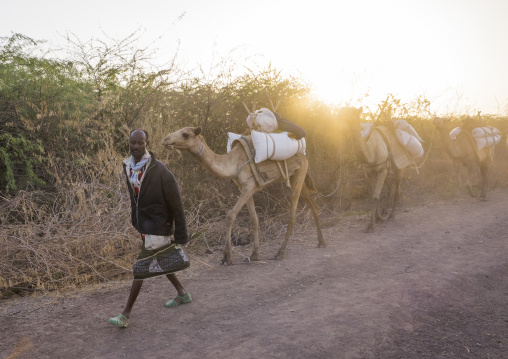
129 129 149 162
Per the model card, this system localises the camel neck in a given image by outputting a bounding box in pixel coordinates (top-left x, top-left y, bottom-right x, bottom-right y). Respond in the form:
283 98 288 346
349 124 374 164
189 137 239 179
436 125 457 158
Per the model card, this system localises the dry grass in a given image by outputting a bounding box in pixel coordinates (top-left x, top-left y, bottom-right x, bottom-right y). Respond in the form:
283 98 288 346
2 116 508 299
0 178 137 298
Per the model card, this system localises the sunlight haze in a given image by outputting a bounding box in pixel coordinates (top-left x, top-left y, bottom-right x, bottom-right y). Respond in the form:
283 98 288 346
3 0 508 115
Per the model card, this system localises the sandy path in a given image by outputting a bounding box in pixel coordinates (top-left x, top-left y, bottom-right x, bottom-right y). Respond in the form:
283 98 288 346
2 190 507 359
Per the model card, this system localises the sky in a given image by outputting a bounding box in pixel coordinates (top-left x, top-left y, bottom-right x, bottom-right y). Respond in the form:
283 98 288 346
2 0 508 116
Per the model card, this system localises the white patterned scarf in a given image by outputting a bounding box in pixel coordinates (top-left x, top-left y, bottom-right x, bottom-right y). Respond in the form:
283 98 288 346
129 151 151 190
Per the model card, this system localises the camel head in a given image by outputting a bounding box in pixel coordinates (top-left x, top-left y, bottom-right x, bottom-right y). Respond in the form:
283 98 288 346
461 116 480 131
432 117 451 129
337 106 363 123
162 127 202 150
337 107 364 132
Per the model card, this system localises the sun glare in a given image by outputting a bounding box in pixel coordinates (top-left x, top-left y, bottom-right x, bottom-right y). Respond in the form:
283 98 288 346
270 0 497 114
312 79 355 107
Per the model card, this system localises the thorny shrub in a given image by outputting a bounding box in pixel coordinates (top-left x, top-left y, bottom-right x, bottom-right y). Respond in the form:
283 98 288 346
2 34 508 298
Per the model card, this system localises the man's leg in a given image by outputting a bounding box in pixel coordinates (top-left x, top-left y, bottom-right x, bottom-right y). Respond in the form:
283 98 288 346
109 279 143 327
166 273 187 296
165 273 191 307
122 279 144 317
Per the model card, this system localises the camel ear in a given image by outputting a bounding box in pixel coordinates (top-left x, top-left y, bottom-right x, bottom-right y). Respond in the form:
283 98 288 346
194 127 202 136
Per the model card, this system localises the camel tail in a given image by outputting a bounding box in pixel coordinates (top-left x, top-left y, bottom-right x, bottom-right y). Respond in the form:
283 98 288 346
305 172 317 193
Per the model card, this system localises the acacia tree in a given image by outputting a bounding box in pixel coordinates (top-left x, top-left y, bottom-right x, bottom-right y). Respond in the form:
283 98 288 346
0 34 99 192
64 30 184 147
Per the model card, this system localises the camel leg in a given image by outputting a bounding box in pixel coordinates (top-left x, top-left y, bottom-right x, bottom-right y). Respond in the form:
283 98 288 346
275 168 306 260
245 197 260 261
365 171 377 231
367 169 385 222
232 179 260 261
381 178 392 219
453 160 463 200
366 167 388 233
388 169 403 220
222 185 257 265
300 180 326 248
368 171 384 222
465 162 479 198
478 162 488 201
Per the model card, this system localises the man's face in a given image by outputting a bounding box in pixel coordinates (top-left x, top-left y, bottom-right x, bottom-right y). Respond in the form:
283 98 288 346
129 130 148 161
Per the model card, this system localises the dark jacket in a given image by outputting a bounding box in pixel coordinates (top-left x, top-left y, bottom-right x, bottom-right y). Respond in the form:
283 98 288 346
123 152 189 244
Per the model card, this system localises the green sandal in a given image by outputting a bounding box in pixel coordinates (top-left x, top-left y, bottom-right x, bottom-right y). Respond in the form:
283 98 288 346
108 314 128 328
164 293 192 308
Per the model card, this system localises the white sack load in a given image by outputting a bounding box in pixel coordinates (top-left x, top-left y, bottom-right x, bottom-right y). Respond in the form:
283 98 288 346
227 132 242 153
361 123 374 138
449 126 501 151
393 119 423 142
246 108 278 133
395 129 424 158
392 119 424 158
251 130 306 163
471 126 501 151
449 127 462 140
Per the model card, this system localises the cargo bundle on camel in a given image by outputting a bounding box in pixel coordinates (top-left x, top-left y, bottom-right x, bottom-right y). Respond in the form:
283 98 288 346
433 113 500 201
338 105 425 232
227 102 308 186
162 102 325 265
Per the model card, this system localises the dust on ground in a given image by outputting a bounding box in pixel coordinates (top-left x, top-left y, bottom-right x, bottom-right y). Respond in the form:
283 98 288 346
1 189 507 359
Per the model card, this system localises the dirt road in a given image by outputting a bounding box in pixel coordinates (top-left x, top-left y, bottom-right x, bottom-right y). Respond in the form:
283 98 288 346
2 190 507 359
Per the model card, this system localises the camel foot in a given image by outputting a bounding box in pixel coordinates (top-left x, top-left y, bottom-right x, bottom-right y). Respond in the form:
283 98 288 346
250 254 260 262
221 255 233 266
364 224 375 233
274 250 285 260
317 235 326 248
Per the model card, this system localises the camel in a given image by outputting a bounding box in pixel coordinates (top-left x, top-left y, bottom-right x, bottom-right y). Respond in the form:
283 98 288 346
433 117 495 200
162 126 326 265
337 106 407 232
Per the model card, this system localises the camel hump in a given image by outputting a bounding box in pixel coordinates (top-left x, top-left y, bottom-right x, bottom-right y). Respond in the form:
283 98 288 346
232 135 303 187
